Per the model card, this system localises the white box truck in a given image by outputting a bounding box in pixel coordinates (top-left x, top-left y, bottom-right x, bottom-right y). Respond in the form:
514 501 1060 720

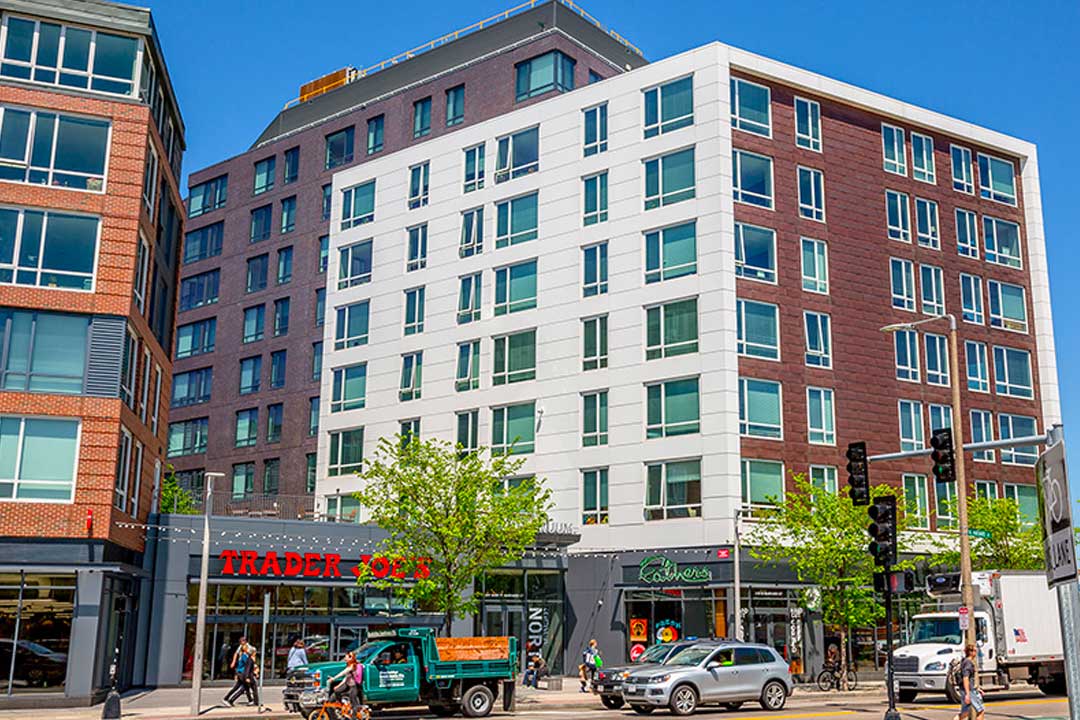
891 570 1067 703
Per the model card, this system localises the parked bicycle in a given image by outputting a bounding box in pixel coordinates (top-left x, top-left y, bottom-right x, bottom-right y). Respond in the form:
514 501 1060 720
815 663 858 691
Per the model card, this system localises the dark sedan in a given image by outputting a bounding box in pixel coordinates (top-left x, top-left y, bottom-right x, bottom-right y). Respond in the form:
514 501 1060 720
595 640 708 709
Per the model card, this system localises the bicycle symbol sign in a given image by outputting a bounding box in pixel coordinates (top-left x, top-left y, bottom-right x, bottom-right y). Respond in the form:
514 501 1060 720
1037 441 1077 588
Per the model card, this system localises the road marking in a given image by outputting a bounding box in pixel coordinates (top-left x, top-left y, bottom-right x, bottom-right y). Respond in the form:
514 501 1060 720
922 697 1067 710
511 712 857 719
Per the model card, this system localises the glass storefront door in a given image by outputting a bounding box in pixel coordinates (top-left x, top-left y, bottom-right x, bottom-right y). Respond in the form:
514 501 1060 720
0 574 75 695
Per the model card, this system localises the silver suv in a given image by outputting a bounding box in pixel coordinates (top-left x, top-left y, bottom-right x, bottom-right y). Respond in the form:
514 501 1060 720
621 642 792 715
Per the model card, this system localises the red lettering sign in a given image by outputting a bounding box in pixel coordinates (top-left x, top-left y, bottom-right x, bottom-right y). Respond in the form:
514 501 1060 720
238 551 258 575
220 550 239 575
217 549 430 580
260 552 282 576
303 553 322 577
323 554 341 578
284 552 303 576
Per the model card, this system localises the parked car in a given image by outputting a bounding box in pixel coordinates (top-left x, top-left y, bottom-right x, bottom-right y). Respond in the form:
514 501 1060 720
621 642 792 716
595 640 710 710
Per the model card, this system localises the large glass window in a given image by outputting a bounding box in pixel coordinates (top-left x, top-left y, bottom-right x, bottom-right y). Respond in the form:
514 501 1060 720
643 76 693 138
741 459 783 512
496 193 538 247
646 377 700 438
168 417 207 457
992 346 1033 398
337 239 372 290
283 147 299 184
171 367 212 407
494 260 537 315
645 221 696 283
408 162 429 209
234 409 258 448
188 175 227 218
977 153 1017 205
366 116 383 155
951 145 974 193
732 149 773 208
886 190 910 242
456 410 479 453
739 377 781 439
328 428 364 476
0 416 80 501
583 242 608 297
253 157 274 195
646 298 698 360
492 402 535 455
341 180 375 230
988 280 1027 332
175 318 215 359
1004 483 1039 525
231 462 254 499
238 356 261 395
881 123 906 175
804 311 831 368
646 459 702 520
800 237 828 293
735 223 776 283
797 166 825 221
582 390 608 447
0 572 76 692
807 387 835 445
331 363 366 413
0 207 99 290
644 147 695 209
325 126 354 169
399 352 422 401
915 198 939 249
495 127 539 183
955 208 979 258
999 414 1038 465
925 333 950 386
460 207 484 257
582 468 609 525
270 350 286 389
582 316 608 371
242 305 264 343
583 172 608 225
404 287 425 335
583 103 608 156
493 330 536 385
904 474 929 529
737 299 779 360
178 270 219 311
890 257 915 311
464 144 485 192
245 254 268 293
330 301 369 352
249 205 271 243
406 224 427 272
970 409 995 462
0 107 109 190
446 85 465 126
983 216 1022 268
730 78 771 136
184 222 223 264
898 400 924 451
456 340 480 392
966 340 990 393
515 51 574 100
911 132 936 184
920 264 945 316
280 196 296 233
960 273 984 324
794 96 822 151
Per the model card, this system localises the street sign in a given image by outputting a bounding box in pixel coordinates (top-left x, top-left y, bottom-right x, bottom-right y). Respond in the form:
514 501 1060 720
958 606 970 631
1037 441 1078 588
968 528 992 540
716 548 731 560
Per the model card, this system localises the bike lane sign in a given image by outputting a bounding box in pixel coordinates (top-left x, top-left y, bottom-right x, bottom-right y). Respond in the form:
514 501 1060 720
1037 441 1077 588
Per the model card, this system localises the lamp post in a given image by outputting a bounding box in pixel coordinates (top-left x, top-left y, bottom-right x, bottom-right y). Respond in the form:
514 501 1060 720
191 471 224 717
733 507 743 641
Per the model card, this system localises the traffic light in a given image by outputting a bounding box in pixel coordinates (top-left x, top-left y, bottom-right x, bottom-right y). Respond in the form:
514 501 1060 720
846 441 870 506
867 495 897 567
874 570 916 594
930 428 955 484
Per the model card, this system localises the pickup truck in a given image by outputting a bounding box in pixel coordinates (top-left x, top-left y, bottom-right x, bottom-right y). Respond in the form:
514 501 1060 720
283 628 517 718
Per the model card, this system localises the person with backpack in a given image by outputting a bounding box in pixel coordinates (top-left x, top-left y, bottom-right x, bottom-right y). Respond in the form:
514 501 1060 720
328 650 363 718
224 642 253 706
580 639 602 692
952 644 984 720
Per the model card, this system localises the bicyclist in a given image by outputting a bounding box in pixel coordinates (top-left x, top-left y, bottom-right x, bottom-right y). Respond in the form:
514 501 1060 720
328 651 363 718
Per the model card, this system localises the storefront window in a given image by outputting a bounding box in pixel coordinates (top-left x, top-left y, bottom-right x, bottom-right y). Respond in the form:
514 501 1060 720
0 573 75 694
477 569 566 675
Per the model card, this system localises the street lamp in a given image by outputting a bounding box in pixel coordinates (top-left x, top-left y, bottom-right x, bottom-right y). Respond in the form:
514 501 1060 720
880 315 976 652
733 506 743 642
191 471 224 717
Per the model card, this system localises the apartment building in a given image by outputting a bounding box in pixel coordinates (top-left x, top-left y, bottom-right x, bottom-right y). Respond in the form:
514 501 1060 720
171 1 646 516
0 0 184 701
319 42 1056 667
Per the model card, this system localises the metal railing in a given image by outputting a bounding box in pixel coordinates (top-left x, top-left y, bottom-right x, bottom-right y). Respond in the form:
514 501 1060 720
186 493 318 521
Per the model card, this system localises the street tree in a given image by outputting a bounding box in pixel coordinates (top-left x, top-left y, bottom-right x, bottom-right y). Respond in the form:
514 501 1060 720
159 465 199 514
930 494 1044 571
354 436 552 635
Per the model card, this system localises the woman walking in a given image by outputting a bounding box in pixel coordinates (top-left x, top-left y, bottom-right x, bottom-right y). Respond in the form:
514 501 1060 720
223 642 253 706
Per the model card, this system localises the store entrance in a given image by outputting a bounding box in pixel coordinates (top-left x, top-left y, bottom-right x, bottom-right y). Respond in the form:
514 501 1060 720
482 606 524 656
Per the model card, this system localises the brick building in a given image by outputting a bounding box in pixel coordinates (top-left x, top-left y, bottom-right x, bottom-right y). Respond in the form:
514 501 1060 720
0 0 184 702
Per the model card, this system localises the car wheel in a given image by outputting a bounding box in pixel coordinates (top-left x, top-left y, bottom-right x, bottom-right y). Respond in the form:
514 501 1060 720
461 684 495 718
630 704 655 715
897 690 917 703
669 684 698 716
600 695 625 709
724 701 744 711
759 680 787 711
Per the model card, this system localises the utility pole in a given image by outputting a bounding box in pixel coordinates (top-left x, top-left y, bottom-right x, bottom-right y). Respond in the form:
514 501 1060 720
733 508 742 641
190 471 223 717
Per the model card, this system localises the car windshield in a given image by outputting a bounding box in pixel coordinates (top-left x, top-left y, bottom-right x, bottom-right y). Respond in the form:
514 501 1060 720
666 646 714 666
636 644 672 664
911 617 962 645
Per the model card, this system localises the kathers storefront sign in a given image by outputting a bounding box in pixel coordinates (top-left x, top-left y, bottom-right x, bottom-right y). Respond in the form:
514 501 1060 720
218 550 431 580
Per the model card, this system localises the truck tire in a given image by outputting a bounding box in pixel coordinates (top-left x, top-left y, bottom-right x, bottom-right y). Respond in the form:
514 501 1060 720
1038 676 1068 696
629 705 655 715
897 690 918 703
601 695 625 709
429 703 459 716
462 684 495 718
944 680 962 704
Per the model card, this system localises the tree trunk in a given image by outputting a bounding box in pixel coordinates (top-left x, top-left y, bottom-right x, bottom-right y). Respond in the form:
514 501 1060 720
444 609 454 637
839 625 848 692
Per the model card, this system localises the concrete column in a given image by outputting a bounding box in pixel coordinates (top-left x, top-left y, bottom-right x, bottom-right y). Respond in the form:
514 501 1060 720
66 571 104 699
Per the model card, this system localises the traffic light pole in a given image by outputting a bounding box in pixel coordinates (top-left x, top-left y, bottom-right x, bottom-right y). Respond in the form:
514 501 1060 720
947 318 978 659
883 567 900 720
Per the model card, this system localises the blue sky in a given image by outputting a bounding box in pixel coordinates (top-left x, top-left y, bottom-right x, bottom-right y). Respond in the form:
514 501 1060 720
145 0 1080 496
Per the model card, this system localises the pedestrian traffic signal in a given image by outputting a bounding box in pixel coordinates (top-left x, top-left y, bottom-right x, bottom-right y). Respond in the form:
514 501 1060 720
867 495 897 567
874 569 916 594
846 441 870 506
930 428 955 484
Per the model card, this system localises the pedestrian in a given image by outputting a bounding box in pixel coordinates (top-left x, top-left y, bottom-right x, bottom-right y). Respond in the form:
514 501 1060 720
287 638 308 672
223 642 252 706
580 639 601 692
952 644 984 720
244 644 261 708
522 645 545 689
328 650 363 719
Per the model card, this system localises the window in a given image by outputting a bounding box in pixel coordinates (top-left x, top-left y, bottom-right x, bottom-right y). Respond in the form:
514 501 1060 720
794 97 822 151
318 185 332 224
993 346 1033 398
646 298 698 360
898 400 924 451
334 301 369 350
732 149 773 208
903 474 929 529
266 404 284 443
890 258 916 311
583 391 608 446
881 124 906 175
277 246 293 285
273 298 290 336
495 192 538 247
183 222 223 264
280 196 296 233
0 415 79 502
341 180 375 230
920 264 945 316
171 367 212 407
800 237 828 293
925 333 949 386
737 299 779 360
584 104 608 156
328 427 364 476
151 363 162 433
325 127 354 169
515 50 574 100
0 106 109 190
331 363 367 412
988 280 1027 332
938 480 958 529
460 207 484 257
741 459 783 512
970 409 995 462
735 223 776 283
978 153 1017 205
492 402 535 455
235 409 258 448
238 356 261 395
0 310 88 393
311 342 323 381
1004 484 1039 525
582 316 608 370
338 239 372 289
232 463 254 499
915 198 939 249
399 419 420 446
886 190 911 242
408 162 429 209
999 414 1038 465
178 270 219 311
951 145 974 193
582 468 609 524
188 175 227 218
262 458 280 493
456 410 479 453
810 466 837 494
807 387 836 445
0 207 100 290
455 273 482 324
960 274 984 324
315 288 325 326
168 417 208 457
583 242 608 297
646 377 700 438
730 78 771 136
402 287 425 335
966 340 990 392
804 311 832 368
242 305 264 343
464 144 485 192
583 172 608 225
399 352 422 401
797 166 825 221
739 377 782 439
647 459 702 520
955 208 979 258
645 148 695 209
366 116 383 155
142 143 158 213
495 127 539 182
456 340 481 391
928 404 952 433
119 327 136 407
406 224 428 271
446 85 465 126
494 260 537 315
133 234 149 312
253 157 274 195
645 221 696 283
270 350 286 389
911 132 936 184
283 147 299 184
894 329 920 382
319 235 329 272
643 76 693 138
304 453 317 492
175 318 215 358
246 254 268 293
983 216 1021 268
249 205 272 243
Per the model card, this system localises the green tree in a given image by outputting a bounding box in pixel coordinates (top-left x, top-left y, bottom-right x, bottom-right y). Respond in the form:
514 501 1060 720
930 495 1044 571
749 473 915 688
354 436 552 635
159 465 199 515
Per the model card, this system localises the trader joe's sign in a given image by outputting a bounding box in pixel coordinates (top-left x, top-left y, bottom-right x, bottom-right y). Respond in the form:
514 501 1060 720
638 555 713 585
217 550 430 580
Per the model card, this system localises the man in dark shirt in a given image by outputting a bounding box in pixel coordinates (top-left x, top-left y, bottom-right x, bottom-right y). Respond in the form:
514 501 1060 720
955 644 984 720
